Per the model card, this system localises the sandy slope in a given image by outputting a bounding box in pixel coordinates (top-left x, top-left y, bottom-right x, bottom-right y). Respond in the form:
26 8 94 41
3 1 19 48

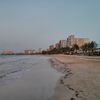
49 54 100 100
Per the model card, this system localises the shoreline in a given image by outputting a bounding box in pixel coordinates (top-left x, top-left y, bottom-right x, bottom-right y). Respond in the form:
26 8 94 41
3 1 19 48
0 56 63 100
49 54 100 100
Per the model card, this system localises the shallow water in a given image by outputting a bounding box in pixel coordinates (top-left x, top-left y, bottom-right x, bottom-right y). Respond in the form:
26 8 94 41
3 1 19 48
0 55 63 100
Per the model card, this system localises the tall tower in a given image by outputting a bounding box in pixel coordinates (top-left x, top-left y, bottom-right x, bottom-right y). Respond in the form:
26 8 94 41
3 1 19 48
67 35 75 47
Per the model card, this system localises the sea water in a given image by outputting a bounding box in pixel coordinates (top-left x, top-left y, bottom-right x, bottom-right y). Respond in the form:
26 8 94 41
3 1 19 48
0 55 62 100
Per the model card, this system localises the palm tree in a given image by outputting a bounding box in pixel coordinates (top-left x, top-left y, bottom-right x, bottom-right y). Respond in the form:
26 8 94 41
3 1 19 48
63 46 71 54
81 41 97 55
88 41 97 55
73 44 79 54
89 41 97 49
81 43 89 54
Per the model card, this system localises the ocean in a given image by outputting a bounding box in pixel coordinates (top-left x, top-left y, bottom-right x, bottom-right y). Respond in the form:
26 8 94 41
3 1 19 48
0 55 63 100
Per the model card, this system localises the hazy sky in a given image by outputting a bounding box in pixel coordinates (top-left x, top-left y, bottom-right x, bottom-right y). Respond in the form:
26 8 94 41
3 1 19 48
0 0 100 51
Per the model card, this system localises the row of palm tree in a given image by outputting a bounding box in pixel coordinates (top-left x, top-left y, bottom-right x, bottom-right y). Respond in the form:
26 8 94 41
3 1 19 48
42 41 99 56
81 41 97 55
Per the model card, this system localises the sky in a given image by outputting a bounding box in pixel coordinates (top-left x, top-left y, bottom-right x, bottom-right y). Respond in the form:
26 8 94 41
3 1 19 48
0 0 100 51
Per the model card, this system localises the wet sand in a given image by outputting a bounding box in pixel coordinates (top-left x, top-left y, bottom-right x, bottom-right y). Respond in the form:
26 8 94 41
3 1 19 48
49 54 100 100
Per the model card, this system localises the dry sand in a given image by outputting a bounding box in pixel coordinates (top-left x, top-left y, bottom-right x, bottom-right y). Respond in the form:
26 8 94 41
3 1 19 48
49 54 100 100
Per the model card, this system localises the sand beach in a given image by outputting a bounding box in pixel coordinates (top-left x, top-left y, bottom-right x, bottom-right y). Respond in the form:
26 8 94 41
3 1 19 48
49 54 100 100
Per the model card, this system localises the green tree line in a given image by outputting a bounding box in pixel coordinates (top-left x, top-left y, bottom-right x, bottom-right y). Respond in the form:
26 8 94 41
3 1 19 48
42 41 100 56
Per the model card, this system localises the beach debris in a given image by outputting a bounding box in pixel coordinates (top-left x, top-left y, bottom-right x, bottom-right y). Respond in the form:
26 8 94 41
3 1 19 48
75 91 79 97
65 84 75 91
70 97 76 100
60 79 64 84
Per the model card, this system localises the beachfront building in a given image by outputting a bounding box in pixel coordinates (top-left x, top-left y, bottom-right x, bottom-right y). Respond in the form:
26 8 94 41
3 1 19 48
59 40 67 48
49 45 55 50
1 50 14 55
39 48 42 53
75 38 90 47
67 35 75 47
24 49 35 55
48 34 90 52
55 43 60 49
67 35 90 47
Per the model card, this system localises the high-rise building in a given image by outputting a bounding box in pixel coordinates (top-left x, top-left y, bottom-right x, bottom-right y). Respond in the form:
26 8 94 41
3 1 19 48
59 40 67 48
67 35 90 47
48 34 90 51
67 35 75 47
74 38 90 47
49 45 55 50
55 43 60 49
